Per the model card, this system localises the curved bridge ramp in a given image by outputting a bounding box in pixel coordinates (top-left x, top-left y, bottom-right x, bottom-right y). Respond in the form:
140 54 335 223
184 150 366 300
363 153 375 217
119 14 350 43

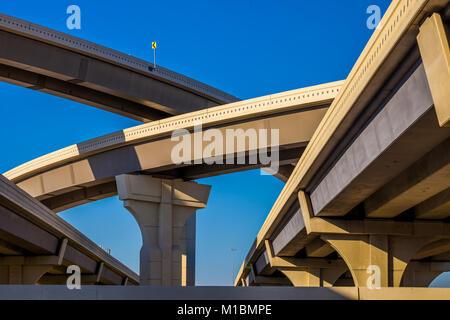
0 13 239 122
4 81 343 213
235 0 450 291
0 174 138 285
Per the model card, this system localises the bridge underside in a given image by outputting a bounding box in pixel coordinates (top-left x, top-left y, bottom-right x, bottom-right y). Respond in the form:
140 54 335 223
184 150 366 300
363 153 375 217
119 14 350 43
0 15 238 122
2 0 450 293
11 101 330 212
0 175 138 285
39 146 303 213
2 73 341 286
237 3 450 291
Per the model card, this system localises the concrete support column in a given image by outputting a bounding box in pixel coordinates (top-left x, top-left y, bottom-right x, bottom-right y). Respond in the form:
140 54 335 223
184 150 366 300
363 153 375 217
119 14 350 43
116 174 211 286
322 234 431 287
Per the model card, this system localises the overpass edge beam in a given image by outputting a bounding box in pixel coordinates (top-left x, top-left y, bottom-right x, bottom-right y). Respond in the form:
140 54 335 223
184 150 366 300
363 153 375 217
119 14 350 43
417 13 450 127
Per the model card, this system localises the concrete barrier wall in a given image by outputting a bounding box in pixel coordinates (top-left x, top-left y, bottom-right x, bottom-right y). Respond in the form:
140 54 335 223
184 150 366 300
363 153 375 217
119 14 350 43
0 286 449 300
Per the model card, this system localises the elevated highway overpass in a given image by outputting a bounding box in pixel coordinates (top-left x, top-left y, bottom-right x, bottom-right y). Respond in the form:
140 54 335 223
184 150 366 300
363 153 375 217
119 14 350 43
235 0 450 289
0 13 239 122
2 0 449 293
0 9 345 287
4 80 343 213
3 80 343 286
0 174 138 285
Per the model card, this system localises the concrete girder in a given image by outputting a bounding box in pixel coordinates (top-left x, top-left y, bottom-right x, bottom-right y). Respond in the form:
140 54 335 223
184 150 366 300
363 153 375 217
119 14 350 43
414 187 450 219
0 239 25 255
41 180 117 213
5 80 340 183
0 175 139 285
38 147 303 213
305 238 335 258
279 267 348 288
413 239 450 259
264 240 346 287
288 0 445 194
364 138 450 218
269 164 295 183
269 257 346 270
245 264 292 286
0 264 50 284
270 204 311 257
153 147 305 181
38 275 100 285
279 269 321 287
252 276 291 286
307 217 450 238
311 64 450 217
0 238 67 284
0 63 169 121
38 261 128 285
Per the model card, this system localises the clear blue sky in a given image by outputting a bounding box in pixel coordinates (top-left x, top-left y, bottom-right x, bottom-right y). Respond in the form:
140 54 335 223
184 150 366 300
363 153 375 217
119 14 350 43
0 0 448 286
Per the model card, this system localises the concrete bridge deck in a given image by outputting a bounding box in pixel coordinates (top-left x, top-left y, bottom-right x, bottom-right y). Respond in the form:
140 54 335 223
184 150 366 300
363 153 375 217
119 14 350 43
4 81 343 213
0 13 239 121
0 174 138 285
236 0 450 289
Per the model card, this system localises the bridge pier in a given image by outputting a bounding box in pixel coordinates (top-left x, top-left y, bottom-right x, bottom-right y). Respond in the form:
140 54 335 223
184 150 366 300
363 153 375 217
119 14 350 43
116 174 211 286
